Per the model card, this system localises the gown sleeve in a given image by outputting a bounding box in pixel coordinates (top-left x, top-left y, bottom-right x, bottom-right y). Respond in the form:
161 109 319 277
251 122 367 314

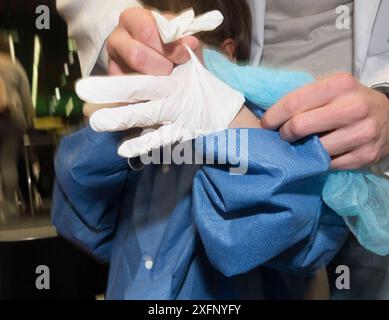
192 129 349 277
52 126 139 262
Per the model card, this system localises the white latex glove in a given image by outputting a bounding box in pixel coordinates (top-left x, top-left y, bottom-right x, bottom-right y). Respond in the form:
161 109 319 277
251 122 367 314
75 8 243 158
76 47 245 158
151 9 224 44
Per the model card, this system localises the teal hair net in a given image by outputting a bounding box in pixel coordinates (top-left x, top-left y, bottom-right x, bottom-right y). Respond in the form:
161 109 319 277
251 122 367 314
323 171 389 256
203 48 314 110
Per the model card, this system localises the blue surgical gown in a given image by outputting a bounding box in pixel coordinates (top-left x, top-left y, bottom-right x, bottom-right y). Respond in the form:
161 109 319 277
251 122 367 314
52 109 348 299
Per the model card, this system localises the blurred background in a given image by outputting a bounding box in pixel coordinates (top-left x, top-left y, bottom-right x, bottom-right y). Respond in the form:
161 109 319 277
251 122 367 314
0 0 108 299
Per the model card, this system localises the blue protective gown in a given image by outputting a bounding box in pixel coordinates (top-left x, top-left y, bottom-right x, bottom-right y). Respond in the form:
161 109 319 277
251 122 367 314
52 102 348 299
204 48 389 259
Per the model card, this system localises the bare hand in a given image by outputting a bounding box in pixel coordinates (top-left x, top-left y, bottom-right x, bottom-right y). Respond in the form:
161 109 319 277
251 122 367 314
106 7 199 76
262 73 389 170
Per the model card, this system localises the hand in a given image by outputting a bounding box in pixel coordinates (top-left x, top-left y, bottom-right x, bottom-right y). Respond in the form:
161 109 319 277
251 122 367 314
262 73 389 170
76 47 245 158
106 7 199 76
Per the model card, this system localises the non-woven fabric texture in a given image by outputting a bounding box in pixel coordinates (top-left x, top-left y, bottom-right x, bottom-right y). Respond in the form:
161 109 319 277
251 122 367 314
202 49 389 257
323 171 389 256
203 48 314 110
52 125 348 300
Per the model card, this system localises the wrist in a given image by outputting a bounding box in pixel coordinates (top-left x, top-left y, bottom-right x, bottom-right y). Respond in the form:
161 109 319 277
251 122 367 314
372 84 389 99
378 88 389 159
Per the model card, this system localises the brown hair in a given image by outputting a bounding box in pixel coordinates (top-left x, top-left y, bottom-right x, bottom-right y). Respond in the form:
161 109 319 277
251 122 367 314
142 0 252 61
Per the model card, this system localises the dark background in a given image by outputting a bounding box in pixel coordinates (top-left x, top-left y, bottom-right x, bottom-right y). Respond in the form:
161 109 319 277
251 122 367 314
0 1 108 299
0 0 82 118
0 0 67 84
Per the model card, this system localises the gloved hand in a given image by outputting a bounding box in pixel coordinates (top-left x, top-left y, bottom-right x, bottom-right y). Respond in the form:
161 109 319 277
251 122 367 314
76 9 244 159
76 47 245 158
203 49 314 110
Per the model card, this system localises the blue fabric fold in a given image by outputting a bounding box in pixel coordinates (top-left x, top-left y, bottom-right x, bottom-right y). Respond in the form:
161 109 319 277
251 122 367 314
52 52 349 299
193 129 348 276
52 126 348 299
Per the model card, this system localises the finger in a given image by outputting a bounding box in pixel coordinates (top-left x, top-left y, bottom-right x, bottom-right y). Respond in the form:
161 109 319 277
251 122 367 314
76 75 171 104
262 73 359 130
118 125 176 158
120 8 198 66
320 117 381 157
320 126 362 157
279 96 368 142
89 99 171 132
108 27 173 75
171 36 200 64
331 142 381 170
108 60 126 76
181 36 200 52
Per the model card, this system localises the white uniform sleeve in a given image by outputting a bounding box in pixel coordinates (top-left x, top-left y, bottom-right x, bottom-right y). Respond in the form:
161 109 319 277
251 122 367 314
56 0 142 76
370 74 389 178
369 66 389 90
246 0 265 66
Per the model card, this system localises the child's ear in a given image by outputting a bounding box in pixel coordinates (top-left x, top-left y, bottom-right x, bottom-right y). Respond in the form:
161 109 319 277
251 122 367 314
220 39 237 61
